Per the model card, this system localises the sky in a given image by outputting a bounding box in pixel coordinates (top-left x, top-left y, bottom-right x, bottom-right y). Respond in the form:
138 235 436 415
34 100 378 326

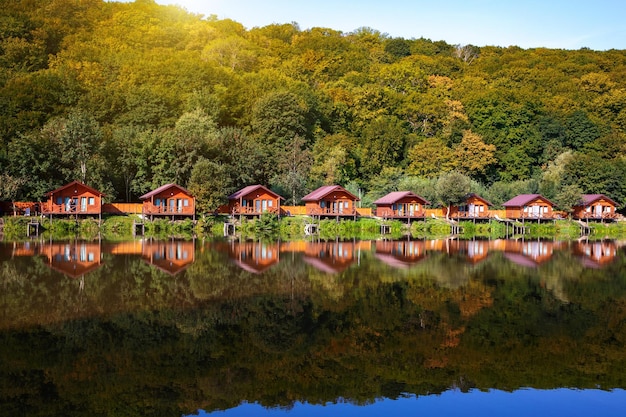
142 0 626 50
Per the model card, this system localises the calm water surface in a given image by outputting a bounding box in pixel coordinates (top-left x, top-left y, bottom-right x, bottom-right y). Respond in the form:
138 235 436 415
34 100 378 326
1 237 625 416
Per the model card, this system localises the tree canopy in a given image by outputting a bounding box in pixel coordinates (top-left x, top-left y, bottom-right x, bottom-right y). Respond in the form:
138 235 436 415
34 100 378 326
0 0 625 210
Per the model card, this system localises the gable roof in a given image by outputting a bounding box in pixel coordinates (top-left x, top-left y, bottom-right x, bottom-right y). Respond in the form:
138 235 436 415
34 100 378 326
373 191 430 205
45 180 105 197
227 185 284 200
502 194 555 207
464 193 492 206
579 194 619 207
301 185 359 202
139 183 192 200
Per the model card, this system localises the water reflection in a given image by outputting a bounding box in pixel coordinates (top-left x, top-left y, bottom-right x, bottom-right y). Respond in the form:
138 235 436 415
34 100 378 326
1 237 625 417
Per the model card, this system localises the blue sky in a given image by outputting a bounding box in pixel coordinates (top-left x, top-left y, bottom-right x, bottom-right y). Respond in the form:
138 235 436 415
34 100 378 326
144 0 626 50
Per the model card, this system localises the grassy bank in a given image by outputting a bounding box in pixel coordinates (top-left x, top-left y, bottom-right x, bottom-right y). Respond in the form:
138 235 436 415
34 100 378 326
2 215 625 241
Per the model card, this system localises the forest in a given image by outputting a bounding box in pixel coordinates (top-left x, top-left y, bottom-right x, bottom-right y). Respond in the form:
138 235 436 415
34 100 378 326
1 0 625 213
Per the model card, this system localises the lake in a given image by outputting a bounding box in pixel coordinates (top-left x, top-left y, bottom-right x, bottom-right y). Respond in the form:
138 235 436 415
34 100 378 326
1 237 625 416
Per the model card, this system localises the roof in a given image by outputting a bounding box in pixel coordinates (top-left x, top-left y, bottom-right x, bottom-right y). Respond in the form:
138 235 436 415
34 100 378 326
45 180 105 197
301 185 359 202
579 194 619 207
373 191 430 206
139 183 192 200
465 193 492 206
227 185 284 200
502 194 554 207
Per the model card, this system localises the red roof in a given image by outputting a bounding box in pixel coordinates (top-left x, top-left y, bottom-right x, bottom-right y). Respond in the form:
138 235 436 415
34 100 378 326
579 194 618 207
45 180 105 197
502 194 554 207
373 191 430 205
140 183 192 200
227 185 283 200
301 185 359 202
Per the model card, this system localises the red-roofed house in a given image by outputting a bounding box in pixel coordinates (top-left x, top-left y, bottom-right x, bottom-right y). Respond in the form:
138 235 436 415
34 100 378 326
42 181 104 220
502 194 555 219
302 185 359 219
449 193 492 220
573 194 619 220
227 185 283 218
373 191 429 220
139 184 195 221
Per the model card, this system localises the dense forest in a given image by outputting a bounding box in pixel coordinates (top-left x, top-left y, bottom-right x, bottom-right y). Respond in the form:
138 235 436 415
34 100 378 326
1 0 625 213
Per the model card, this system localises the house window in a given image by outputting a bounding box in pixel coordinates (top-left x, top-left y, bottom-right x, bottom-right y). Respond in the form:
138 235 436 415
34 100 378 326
88 197 95 205
320 201 326 208
56 197 63 205
268 200 273 207
183 199 189 207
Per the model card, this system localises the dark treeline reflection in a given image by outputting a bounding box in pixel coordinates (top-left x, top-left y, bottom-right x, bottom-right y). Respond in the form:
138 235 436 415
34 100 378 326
1 238 626 416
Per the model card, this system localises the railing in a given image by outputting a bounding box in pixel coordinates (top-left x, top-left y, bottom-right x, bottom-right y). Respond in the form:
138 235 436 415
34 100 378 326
306 207 357 216
143 205 194 215
377 210 426 218
231 205 280 215
42 203 99 214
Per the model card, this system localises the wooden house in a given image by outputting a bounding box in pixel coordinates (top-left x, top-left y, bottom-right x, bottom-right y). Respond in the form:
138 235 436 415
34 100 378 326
140 183 195 221
141 239 195 275
302 185 359 219
373 191 429 220
573 194 619 221
502 194 555 220
227 185 283 218
449 193 492 220
42 181 104 220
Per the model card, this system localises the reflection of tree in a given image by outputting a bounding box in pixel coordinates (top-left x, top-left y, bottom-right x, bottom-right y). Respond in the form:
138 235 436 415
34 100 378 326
1 243 626 415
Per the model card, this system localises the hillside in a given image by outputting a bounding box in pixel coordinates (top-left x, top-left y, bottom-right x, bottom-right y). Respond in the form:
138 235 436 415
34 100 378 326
1 0 625 211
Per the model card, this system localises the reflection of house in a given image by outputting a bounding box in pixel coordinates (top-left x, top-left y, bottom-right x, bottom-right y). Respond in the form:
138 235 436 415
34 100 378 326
227 185 283 218
502 239 558 267
141 239 195 275
449 193 492 220
302 240 368 273
373 191 429 221
302 185 359 219
502 194 556 220
374 239 427 268
39 240 103 278
573 194 619 221
140 183 195 221
41 181 104 220
572 240 617 268
226 240 280 274
447 239 490 264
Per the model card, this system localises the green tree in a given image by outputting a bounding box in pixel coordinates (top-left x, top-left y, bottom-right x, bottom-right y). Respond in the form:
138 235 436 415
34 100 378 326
452 130 496 178
435 171 471 219
554 184 583 219
271 135 312 205
187 158 232 214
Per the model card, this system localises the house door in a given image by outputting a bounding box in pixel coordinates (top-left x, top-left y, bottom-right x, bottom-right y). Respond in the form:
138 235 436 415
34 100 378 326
595 205 602 217
64 197 71 212
339 201 344 213
80 197 87 212
169 199 175 213
255 200 261 213
409 204 415 216
262 200 268 212
532 205 540 217
177 199 183 213
468 203 475 217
